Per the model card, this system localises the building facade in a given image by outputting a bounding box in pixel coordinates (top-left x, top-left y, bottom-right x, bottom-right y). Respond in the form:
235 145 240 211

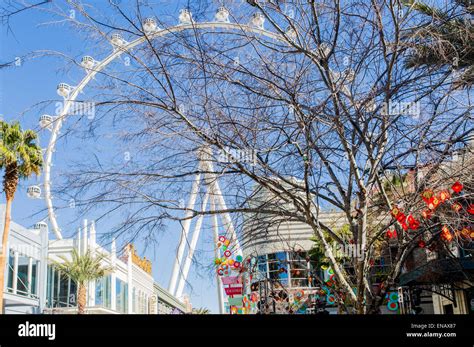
242 182 349 314
1 211 186 314
0 205 48 314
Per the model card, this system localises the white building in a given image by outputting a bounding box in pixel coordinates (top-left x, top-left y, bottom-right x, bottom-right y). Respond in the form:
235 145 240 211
0 205 48 314
45 219 184 314
1 207 186 314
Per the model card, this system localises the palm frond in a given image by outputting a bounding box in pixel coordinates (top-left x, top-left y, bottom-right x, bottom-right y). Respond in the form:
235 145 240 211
51 249 114 286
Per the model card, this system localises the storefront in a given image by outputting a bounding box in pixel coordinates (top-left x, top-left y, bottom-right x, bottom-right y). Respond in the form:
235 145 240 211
1 205 48 314
2 210 186 315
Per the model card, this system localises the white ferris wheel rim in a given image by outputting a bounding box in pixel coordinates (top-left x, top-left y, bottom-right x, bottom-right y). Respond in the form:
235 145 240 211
44 20 293 240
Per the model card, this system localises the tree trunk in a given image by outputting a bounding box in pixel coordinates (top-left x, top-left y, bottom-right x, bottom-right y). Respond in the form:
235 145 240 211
0 164 18 314
0 197 13 314
77 284 87 314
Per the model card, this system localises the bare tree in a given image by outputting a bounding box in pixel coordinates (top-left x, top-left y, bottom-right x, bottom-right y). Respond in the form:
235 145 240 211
33 0 472 313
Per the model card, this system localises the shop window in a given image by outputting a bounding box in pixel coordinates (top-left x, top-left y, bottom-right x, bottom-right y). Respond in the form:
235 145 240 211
16 256 29 294
6 251 14 290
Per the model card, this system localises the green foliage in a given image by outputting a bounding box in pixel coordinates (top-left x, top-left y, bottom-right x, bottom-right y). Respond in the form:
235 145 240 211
192 307 210 314
309 224 352 265
403 0 474 88
0 121 43 178
51 249 113 286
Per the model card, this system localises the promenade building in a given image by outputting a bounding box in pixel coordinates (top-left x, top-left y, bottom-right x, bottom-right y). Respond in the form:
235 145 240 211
1 210 187 314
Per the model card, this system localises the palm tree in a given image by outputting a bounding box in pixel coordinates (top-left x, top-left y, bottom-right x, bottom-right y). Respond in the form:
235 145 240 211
0 121 42 313
52 249 113 314
192 307 210 314
403 0 474 88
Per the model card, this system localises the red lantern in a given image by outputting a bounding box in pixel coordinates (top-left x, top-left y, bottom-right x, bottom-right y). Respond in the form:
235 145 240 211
441 225 453 242
409 219 420 230
467 204 474 215
428 197 440 210
451 181 463 193
407 214 415 225
421 209 432 219
396 212 406 223
401 222 408 231
386 229 397 239
451 202 462 212
439 190 450 202
421 189 434 203
418 240 426 248
391 206 401 217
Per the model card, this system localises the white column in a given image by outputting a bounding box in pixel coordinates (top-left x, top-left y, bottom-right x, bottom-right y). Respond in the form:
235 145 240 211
12 251 18 294
88 221 97 307
39 224 49 313
82 219 88 255
169 173 202 295
89 221 96 253
211 195 225 314
127 247 133 314
111 239 117 311
175 190 210 298
76 228 81 254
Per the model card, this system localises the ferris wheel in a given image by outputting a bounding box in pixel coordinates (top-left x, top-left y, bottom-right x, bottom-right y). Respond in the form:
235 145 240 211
29 6 307 313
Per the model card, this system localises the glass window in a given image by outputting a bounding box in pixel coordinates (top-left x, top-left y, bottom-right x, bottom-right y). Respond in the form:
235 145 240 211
132 287 136 313
116 279 128 313
289 251 307 261
58 273 70 306
30 261 38 296
68 279 77 307
16 256 29 294
95 275 111 308
291 278 309 287
7 251 14 290
46 266 77 308
46 265 55 306
96 278 104 306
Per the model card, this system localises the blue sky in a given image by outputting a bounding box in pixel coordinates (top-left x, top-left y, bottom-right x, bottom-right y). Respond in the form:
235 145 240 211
0 0 225 313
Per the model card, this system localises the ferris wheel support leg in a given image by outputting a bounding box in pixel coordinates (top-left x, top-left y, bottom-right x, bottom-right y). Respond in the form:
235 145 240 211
169 173 202 295
211 194 225 314
175 190 210 299
212 179 243 257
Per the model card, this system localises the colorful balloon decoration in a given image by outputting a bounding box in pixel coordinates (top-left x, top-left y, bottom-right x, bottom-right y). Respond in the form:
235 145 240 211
386 292 399 312
215 235 250 314
318 266 338 306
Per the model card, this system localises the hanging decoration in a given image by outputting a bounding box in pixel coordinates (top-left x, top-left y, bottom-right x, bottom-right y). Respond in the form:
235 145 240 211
215 234 247 313
390 181 471 247
386 292 399 312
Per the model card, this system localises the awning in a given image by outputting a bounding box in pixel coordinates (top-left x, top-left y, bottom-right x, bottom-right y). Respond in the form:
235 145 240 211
398 258 474 286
